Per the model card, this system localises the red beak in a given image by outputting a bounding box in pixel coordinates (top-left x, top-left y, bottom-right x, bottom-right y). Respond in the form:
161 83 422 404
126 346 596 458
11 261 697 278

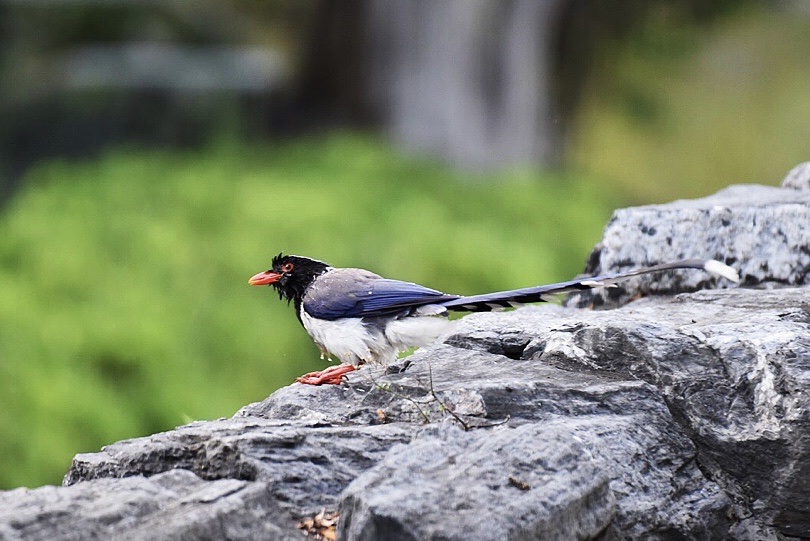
248 270 282 286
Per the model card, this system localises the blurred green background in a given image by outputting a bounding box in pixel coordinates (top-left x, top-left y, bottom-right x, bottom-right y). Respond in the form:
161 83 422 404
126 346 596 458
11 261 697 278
0 1 808 488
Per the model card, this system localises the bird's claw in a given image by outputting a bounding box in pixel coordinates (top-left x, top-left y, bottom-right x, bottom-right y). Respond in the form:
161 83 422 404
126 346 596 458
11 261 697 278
295 363 357 385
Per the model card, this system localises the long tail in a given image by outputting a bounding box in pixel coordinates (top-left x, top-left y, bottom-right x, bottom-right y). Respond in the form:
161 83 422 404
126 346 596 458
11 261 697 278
439 259 739 312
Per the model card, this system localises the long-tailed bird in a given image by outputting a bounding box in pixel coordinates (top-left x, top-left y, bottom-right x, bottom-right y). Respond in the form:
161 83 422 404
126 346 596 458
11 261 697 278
249 254 738 385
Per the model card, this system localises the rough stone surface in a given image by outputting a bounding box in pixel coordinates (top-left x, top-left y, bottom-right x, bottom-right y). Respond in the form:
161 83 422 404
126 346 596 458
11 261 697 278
782 162 810 191
1 183 809 541
452 286 810 540
244 344 734 540
340 424 616 541
566 184 810 309
67 418 417 516
0 469 299 541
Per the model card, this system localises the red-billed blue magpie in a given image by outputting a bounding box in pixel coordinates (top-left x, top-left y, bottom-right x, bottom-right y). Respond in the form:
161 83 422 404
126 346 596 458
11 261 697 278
249 254 739 385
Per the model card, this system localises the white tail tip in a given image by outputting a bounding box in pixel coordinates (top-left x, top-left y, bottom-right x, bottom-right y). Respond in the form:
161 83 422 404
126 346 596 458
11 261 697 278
703 260 740 283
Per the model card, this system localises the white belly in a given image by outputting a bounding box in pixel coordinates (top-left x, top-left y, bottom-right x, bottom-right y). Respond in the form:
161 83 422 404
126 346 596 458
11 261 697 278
299 308 457 366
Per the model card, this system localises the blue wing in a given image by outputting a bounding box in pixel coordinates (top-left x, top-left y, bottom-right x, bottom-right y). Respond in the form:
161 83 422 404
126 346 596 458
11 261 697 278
302 269 459 320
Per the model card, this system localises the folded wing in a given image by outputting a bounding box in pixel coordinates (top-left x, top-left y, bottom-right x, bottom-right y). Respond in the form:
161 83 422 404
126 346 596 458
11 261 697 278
303 268 459 320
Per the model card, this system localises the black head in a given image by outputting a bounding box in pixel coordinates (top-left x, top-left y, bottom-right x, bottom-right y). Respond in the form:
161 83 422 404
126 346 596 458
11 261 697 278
248 254 331 306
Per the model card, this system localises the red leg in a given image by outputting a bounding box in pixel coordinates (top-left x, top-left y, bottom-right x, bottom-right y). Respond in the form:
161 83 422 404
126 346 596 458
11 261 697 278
295 363 356 385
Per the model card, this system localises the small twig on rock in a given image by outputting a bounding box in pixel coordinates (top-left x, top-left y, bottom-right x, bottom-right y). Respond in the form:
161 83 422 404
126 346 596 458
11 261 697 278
508 477 531 491
364 368 432 424
417 364 470 431
360 362 510 430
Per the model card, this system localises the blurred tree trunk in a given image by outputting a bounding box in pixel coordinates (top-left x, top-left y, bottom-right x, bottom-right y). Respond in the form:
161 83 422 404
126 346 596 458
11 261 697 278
298 0 567 171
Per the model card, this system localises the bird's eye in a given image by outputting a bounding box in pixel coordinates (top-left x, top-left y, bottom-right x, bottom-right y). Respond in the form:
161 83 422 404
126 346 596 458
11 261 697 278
280 262 295 273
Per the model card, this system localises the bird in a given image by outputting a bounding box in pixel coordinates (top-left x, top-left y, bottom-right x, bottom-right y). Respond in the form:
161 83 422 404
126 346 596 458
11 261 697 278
249 254 739 385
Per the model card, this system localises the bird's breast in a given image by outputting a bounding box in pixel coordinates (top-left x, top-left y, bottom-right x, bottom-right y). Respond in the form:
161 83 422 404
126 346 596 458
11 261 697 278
299 308 383 365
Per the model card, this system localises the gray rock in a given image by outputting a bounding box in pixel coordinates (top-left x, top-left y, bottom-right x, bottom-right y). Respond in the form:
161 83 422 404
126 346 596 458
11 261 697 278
455 286 810 540
567 184 810 308
0 469 299 541
339 424 616 541
67 418 416 516
1 183 808 541
782 161 810 191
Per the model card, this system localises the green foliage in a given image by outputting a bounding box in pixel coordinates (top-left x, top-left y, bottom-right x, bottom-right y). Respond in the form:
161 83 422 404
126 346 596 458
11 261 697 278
0 133 618 488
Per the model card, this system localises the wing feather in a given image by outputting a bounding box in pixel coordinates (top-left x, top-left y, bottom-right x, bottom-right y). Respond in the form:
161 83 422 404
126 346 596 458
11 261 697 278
302 268 458 320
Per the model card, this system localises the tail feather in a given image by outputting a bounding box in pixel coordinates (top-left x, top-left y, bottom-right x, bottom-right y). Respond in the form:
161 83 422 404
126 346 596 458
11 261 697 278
440 259 738 313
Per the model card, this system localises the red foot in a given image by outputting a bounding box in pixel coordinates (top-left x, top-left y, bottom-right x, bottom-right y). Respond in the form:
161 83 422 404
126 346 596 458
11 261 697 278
295 363 356 385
